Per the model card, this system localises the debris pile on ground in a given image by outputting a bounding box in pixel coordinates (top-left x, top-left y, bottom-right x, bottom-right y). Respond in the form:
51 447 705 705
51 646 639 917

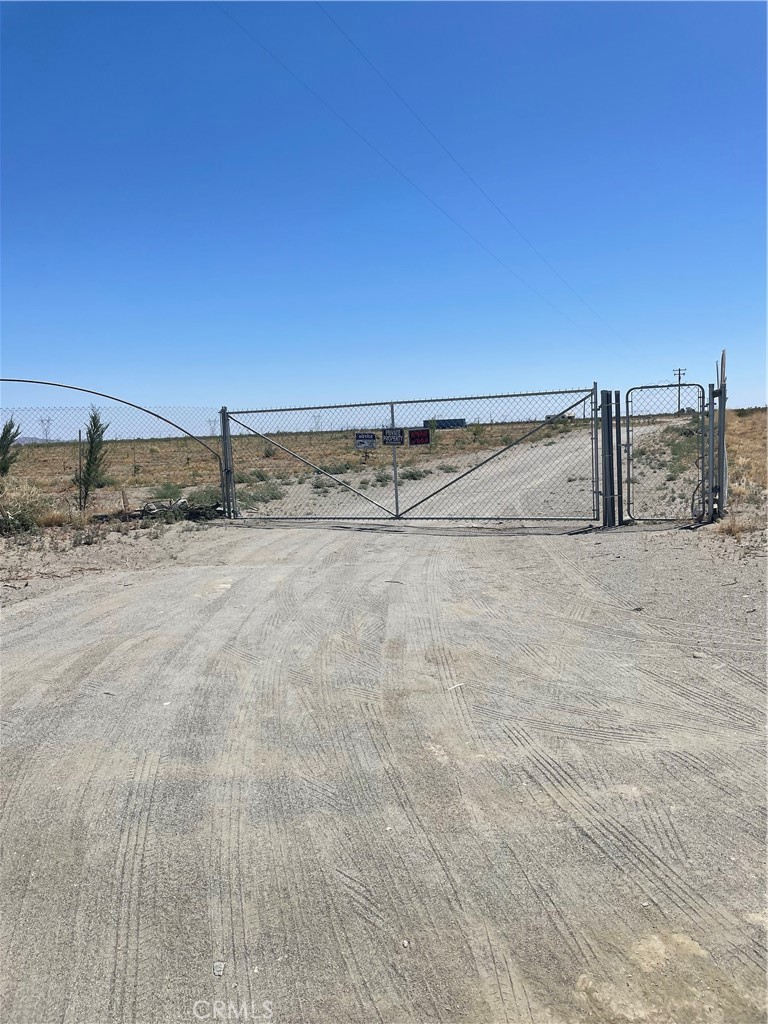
91 498 224 524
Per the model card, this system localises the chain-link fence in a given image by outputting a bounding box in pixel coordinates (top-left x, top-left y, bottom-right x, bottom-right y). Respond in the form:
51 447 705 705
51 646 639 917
1 367 728 527
625 384 706 521
0 403 221 517
226 388 599 520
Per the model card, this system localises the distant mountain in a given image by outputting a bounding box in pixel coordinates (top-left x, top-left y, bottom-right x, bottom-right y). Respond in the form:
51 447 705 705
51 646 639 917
16 436 48 445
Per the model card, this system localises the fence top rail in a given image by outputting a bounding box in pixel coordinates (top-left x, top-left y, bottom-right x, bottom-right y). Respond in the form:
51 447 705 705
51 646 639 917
627 383 705 395
229 387 595 416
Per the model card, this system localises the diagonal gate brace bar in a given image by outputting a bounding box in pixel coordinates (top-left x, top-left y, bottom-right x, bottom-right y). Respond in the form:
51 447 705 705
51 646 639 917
396 393 591 518
227 415 396 516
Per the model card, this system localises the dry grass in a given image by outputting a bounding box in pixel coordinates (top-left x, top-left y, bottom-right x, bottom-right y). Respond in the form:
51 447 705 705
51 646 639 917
716 407 767 539
6 435 222 514
725 407 767 491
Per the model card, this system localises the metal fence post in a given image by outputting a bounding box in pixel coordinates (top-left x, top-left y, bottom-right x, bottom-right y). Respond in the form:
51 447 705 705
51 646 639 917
716 355 727 514
614 390 624 526
600 390 616 528
78 429 83 512
390 402 400 517
707 384 716 522
591 382 600 520
219 406 237 519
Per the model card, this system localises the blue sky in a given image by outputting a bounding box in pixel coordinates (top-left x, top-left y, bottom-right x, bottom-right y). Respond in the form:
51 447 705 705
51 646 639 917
1 1 765 409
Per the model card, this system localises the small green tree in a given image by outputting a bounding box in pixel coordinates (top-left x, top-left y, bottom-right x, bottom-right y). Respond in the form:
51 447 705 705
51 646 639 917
0 418 21 478
74 408 110 508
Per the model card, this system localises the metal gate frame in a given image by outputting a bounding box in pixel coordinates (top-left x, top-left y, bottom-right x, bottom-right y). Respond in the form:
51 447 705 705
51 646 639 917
626 382 708 520
221 386 601 522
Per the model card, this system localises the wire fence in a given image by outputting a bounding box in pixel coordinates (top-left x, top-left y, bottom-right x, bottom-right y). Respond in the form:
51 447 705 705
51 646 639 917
1 371 727 525
1 404 222 515
226 388 599 520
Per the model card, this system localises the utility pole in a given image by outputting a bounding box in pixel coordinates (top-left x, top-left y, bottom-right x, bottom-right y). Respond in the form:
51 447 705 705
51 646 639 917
673 368 686 414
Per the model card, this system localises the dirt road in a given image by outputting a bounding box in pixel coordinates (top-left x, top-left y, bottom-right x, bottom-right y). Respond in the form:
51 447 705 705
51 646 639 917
2 522 765 1023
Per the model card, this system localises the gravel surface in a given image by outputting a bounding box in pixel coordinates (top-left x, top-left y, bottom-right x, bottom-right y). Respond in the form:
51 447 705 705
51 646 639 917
1 519 765 1024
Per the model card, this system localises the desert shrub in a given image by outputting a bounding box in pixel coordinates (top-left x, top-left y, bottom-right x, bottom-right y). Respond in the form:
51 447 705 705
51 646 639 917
734 407 764 418
234 468 269 483
399 467 431 481
438 464 458 473
263 444 276 458
373 469 390 485
0 418 21 477
153 482 183 500
238 482 285 506
187 485 222 506
319 461 351 476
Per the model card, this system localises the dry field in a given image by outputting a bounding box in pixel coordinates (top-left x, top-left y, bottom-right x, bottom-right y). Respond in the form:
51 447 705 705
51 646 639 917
718 407 767 539
3 434 224 518
2 417 591 520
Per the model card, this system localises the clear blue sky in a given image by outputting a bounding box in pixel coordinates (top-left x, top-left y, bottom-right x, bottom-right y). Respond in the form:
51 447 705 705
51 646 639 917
1 1 765 409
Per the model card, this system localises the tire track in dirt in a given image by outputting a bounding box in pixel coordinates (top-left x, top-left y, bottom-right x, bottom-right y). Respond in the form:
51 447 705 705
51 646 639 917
534 538 765 687
505 724 766 973
451 572 759 746
108 750 161 1023
400 542 496 756
303 541 506 1019
197 559 319 1014
203 532 417 1016
279 540 463 1019
3 521 764 1022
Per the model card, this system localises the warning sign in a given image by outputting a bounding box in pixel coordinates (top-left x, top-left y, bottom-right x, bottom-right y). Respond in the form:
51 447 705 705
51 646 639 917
382 428 405 446
354 432 377 450
408 428 431 446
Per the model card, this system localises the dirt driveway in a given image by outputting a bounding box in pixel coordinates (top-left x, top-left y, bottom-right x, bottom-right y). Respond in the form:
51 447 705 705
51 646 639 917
1 521 765 1023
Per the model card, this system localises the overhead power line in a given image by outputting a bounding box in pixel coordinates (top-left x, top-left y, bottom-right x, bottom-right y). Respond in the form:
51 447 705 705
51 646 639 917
316 2 616 335
213 2 601 341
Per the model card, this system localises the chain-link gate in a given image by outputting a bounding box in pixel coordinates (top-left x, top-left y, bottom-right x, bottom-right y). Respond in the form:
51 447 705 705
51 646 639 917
625 383 707 521
223 387 600 521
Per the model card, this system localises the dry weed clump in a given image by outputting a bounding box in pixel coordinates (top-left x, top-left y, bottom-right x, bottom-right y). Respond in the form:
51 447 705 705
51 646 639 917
0 479 71 533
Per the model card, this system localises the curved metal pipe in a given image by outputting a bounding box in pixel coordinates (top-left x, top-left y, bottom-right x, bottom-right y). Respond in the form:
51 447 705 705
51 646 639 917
0 378 222 465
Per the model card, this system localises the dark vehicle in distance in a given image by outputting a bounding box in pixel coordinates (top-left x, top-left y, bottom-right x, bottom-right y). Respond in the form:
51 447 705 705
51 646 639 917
423 418 466 429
